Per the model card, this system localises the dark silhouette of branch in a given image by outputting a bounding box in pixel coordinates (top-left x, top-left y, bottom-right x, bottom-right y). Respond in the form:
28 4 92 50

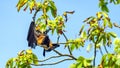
62 32 73 55
32 10 39 22
57 35 60 43
53 50 63 56
53 50 77 60
99 47 103 56
93 34 100 67
37 55 62 62
31 58 73 66
103 45 108 54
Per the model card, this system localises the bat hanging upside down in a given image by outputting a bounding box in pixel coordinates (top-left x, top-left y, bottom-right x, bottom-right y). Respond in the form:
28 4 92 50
27 21 59 56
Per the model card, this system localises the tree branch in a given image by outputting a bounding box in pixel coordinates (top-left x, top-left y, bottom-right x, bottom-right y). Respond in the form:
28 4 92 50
53 50 63 55
32 10 39 22
31 58 73 66
53 50 77 60
93 34 100 67
62 32 73 55
103 45 108 54
99 47 103 56
37 55 62 62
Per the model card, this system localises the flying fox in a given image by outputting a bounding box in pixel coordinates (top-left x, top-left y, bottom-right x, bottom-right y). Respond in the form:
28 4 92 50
27 21 59 56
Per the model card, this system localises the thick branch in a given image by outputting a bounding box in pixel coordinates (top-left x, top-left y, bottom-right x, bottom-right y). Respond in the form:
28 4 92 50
31 58 73 66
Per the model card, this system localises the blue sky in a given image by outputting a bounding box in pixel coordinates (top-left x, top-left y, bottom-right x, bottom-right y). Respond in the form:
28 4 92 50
0 0 120 68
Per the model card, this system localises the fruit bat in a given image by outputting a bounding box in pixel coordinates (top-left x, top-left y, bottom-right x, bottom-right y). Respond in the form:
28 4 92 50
27 21 59 56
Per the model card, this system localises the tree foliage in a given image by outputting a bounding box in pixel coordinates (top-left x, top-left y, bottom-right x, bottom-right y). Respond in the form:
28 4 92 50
6 0 120 68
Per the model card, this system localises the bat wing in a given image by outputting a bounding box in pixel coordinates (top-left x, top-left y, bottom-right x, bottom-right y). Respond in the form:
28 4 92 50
27 21 37 48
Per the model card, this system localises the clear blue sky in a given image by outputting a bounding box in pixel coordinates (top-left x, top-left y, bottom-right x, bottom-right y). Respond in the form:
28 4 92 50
0 0 120 68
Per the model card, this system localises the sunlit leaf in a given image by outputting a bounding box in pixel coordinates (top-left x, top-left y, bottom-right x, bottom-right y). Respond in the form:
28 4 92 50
36 2 42 10
103 18 107 27
26 49 32 54
50 6 57 18
86 43 92 52
79 25 85 35
70 44 75 51
81 31 87 39
16 0 28 12
108 21 113 28
69 64 76 68
108 32 117 38
83 16 94 23
77 56 84 62
102 12 108 18
28 1 35 11
32 53 38 65
6 58 14 68
96 12 102 20
49 1 57 18
76 63 82 68
103 33 107 45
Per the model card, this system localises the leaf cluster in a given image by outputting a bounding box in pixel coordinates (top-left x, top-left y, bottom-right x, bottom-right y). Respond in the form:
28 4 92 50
6 49 38 68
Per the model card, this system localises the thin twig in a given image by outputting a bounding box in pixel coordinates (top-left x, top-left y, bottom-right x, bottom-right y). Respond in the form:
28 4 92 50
31 58 73 66
53 50 63 55
37 55 62 62
62 32 73 55
103 45 108 54
99 47 103 56
32 10 39 22
93 43 97 67
53 50 77 60
57 35 60 44
93 34 100 67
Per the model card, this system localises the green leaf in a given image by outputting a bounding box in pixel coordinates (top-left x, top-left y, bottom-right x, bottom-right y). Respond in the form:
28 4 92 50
50 6 57 18
76 63 82 68
32 53 38 65
108 21 113 28
20 63 27 68
103 18 107 27
86 43 92 52
108 32 117 38
6 58 14 68
70 44 75 51
69 64 76 68
46 6 50 12
49 1 57 18
98 34 103 43
81 31 87 39
16 0 28 12
79 25 85 35
83 16 94 23
26 49 32 54
103 33 107 45
77 56 84 62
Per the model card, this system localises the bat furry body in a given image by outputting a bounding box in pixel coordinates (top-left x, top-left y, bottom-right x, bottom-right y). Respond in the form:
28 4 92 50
27 21 59 56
